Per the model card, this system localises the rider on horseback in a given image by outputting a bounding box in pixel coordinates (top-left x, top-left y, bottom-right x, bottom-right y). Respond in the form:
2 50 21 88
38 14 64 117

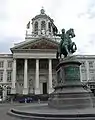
54 28 69 55
61 29 69 55
54 27 77 59
54 28 70 57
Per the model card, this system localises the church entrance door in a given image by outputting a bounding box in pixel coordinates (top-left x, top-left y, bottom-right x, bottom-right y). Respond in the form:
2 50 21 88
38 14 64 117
43 82 47 94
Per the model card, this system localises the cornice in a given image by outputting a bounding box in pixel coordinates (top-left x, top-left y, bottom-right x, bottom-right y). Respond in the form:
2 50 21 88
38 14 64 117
76 55 95 59
12 49 57 53
0 54 13 58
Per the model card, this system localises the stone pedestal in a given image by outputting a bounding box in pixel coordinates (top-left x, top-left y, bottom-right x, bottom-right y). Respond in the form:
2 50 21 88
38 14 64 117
48 59 94 109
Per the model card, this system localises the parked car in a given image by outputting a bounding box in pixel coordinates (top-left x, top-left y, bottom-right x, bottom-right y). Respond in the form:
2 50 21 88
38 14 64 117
19 97 33 103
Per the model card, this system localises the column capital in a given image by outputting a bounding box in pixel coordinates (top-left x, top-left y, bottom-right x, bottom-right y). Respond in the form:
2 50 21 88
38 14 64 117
48 58 52 60
36 59 39 60
13 58 17 61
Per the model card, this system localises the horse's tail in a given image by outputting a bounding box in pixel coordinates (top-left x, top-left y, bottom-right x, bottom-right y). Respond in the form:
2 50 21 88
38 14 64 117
71 42 77 53
73 42 77 50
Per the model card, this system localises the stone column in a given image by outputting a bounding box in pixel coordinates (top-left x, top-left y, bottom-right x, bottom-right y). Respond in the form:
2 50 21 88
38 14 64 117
3 59 7 83
11 59 16 94
86 61 90 82
23 59 28 94
35 59 40 94
48 59 53 93
3 59 7 99
79 65 82 82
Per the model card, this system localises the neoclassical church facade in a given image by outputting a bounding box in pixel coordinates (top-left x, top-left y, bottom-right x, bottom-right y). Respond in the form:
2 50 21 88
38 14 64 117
0 8 95 100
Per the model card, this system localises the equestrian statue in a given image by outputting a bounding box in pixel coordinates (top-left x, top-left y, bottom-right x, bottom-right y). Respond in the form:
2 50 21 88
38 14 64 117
53 27 77 59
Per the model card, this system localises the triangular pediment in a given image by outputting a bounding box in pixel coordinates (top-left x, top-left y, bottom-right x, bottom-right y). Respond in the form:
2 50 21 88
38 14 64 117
11 37 59 50
23 39 58 49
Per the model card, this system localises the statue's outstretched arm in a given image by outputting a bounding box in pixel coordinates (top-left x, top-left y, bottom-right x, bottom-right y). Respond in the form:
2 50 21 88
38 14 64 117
54 33 61 37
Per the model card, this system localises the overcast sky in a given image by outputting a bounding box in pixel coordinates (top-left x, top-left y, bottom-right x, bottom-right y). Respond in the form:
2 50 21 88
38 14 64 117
0 0 95 54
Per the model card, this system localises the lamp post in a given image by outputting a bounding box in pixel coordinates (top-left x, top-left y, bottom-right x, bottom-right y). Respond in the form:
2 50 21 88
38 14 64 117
1 85 7 102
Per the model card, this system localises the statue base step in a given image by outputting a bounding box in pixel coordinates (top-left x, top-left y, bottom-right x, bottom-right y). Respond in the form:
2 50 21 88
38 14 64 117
48 84 94 109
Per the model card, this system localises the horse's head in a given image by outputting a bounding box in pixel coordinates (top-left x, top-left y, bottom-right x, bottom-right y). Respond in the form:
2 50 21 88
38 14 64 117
66 28 75 38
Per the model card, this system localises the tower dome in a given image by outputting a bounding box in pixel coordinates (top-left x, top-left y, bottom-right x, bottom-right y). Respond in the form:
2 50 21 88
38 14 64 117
26 8 57 38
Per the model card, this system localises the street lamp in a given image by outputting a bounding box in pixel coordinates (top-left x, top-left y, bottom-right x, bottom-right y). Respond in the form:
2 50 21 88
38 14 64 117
1 85 7 101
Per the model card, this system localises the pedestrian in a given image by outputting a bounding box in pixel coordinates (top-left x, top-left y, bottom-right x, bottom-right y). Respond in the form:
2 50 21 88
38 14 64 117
25 98 27 103
38 99 40 104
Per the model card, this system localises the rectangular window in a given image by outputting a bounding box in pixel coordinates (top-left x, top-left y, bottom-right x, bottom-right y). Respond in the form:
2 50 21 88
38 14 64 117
0 71 3 82
89 61 94 68
89 69 94 73
7 87 11 95
7 71 12 82
0 61 4 68
81 69 86 73
7 61 12 68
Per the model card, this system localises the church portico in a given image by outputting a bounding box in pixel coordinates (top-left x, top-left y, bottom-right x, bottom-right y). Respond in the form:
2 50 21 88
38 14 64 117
11 57 57 95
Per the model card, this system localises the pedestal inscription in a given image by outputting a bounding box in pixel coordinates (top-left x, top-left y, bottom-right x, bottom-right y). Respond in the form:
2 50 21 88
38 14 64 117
64 65 80 82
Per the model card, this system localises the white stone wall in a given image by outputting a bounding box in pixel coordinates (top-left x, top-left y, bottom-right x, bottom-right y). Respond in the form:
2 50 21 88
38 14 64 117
0 55 13 99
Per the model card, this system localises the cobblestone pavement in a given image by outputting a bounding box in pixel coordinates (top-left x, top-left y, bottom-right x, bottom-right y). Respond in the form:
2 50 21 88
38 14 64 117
0 103 29 120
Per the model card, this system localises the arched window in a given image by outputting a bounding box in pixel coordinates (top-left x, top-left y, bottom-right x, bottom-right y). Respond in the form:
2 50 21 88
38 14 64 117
48 22 51 32
41 21 46 30
34 21 38 31
34 21 38 35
